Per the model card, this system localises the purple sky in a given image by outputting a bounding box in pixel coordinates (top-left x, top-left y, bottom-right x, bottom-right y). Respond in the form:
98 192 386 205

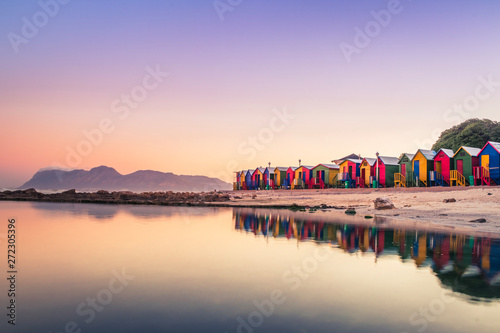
1 0 500 187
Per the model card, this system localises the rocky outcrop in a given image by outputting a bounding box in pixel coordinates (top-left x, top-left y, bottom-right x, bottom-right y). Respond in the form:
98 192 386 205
373 197 396 210
0 188 231 206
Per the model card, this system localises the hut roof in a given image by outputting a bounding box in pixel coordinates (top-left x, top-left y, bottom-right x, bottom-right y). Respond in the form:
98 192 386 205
252 168 266 175
313 163 340 170
399 153 415 163
488 141 500 153
413 149 436 161
345 158 363 164
379 156 400 166
362 158 377 166
478 141 500 155
437 148 454 158
274 167 289 172
334 153 362 164
454 147 481 157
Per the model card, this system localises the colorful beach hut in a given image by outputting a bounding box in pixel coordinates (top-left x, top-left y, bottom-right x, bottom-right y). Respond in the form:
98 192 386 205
273 167 288 188
284 167 298 189
411 150 436 187
452 146 480 186
251 167 266 190
311 164 340 189
263 167 274 189
359 158 376 188
244 170 252 190
338 159 362 188
294 165 314 189
234 171 241 190
396 153 415 187
431 149 454 186
373 156 400 188
476 141 500 186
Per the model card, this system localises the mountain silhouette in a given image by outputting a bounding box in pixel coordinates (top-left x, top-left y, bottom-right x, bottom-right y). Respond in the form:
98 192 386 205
19 166 231 192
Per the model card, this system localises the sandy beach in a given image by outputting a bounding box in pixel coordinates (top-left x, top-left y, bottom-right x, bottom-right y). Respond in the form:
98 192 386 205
224 186 500 234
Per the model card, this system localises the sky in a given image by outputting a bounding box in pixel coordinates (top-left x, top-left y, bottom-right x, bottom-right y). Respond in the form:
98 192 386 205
1 0 500 188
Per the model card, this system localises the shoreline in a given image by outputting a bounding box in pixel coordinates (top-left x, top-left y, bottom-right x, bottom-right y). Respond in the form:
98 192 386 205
1 186 500 235
223 186 500 235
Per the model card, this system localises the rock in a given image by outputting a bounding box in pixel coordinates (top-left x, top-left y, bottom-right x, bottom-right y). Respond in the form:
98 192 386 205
439 214 448 216
24 188 38 195
62 189 76 195
443 198 456 203
488 193 493 196
345 208 356 215
373 197 395 210
364 215 374 219
469 218 487 223
233 196 242 199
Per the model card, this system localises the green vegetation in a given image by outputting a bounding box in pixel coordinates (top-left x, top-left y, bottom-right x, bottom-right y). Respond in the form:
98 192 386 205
432 119 500 152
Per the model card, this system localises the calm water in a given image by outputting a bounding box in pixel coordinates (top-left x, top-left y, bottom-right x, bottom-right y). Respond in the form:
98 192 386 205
1 201 499 333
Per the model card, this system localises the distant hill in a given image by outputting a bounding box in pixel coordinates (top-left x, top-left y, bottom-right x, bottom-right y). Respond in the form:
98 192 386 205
432 119 500 152
19 166 232 192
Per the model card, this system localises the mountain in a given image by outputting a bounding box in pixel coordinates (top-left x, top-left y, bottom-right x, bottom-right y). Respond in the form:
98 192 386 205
432 118 500 152
19 166 232 192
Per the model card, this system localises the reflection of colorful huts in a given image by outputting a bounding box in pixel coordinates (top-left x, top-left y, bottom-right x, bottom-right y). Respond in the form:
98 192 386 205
412 233 428 267
411 149 436 187
359 158 376 188
311 164 340 189
452 146 480 186
431 149 454 186
273 167 288 188
284 167 298 189
251 167 266 190
396 153 415 187
476 141 500 186
293 165 314 189
373 156 400 188
338 159 362 188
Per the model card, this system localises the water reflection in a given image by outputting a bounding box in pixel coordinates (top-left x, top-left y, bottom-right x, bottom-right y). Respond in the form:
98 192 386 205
233 208 500 300
29 201 220 220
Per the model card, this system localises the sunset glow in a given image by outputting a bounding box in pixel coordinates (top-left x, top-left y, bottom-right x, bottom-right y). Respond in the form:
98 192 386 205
1 0 500 187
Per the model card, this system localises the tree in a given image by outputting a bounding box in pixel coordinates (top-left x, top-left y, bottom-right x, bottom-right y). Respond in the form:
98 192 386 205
432 119 500 152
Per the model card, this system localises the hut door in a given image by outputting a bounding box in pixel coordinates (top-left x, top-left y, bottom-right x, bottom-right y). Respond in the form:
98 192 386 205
401 164 406 177
436 161 442 174
361 168 366 183
482 155 490 172
414 161 420 180
457 160 463 175
321 170 325 181
348 166 353 179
